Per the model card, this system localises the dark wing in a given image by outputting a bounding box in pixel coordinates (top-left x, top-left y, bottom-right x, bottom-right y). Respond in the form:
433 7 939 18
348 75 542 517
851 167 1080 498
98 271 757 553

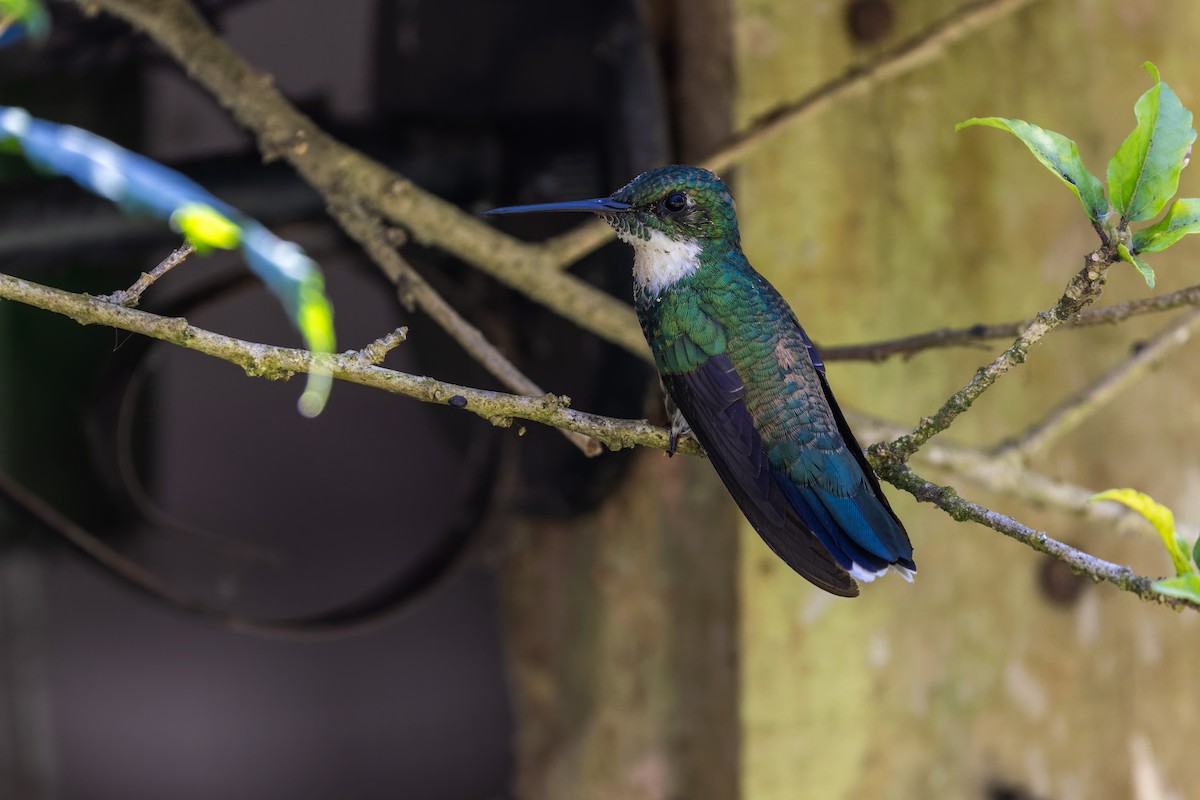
787 327 915 576
662 354 859 597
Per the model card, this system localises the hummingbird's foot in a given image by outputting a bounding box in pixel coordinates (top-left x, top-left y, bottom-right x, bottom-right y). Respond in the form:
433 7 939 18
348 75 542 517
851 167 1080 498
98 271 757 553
662 383 693 458
667 417 694 457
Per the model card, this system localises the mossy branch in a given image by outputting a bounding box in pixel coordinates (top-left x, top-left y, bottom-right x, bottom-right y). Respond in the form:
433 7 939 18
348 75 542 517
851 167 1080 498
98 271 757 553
870 245 1118 463
872 461 1199 611
0 271 696 455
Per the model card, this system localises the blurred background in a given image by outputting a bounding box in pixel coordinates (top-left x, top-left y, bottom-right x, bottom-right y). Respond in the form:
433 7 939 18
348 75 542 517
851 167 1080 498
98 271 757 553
1 1 1199 799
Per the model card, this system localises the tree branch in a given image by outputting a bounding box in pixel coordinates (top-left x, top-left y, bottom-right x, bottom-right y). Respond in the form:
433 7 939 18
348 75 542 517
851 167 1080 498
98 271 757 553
873 461 1198 611
851 412 1199 541
0 270 694 455
328 202 602 456
821 282 1200 362
69 0 1090 381
993 308 1200 461
78 0 1048 280
871 246 1117 463
6 263 1173 541
100 241 195 307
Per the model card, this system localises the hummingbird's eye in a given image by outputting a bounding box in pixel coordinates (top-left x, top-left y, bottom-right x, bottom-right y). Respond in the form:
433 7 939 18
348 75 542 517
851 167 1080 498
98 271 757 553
664 191 688 214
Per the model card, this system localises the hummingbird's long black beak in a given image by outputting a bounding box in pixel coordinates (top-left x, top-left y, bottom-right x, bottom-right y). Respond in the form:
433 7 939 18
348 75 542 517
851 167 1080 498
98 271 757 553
482 197 631 216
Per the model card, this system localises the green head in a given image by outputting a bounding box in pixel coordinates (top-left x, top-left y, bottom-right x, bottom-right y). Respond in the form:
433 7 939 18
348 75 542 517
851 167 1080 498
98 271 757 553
484 164 741 247
607 165 740 246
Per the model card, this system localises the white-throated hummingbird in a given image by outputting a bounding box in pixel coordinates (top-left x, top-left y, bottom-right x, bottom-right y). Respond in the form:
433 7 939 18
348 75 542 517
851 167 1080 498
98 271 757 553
486 165 914 596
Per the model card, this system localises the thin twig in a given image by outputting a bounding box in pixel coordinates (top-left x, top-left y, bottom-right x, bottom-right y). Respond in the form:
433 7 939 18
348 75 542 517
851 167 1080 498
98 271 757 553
822 323 1012 362
101 241 195 307
329 202 602 456
357 326 409 364
871 247 1117 463
706 0 1046 173
873 461 1197 611
542 0 1048 267
993 308 1200 461
850 412 1199 542
821 282 1200 362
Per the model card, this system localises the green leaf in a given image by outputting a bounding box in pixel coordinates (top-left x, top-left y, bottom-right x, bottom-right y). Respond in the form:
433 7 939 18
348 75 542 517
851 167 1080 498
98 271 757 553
1107 62 1197 223
957 117 1109 222
1132 197 1200 253
1152 573 1200 603
1092 488 1191 574
1116 243 1156 288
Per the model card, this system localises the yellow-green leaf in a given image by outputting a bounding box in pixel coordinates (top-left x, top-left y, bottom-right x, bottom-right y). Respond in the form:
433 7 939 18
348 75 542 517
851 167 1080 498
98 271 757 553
957 117 1109 223
1091 488 1192 575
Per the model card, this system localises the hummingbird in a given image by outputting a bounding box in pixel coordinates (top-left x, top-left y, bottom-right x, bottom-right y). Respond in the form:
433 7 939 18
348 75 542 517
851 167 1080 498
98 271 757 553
485 165 914 596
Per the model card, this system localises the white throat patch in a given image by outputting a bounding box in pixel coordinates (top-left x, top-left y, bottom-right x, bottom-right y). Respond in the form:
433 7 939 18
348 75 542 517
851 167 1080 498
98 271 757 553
617 227 701 296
